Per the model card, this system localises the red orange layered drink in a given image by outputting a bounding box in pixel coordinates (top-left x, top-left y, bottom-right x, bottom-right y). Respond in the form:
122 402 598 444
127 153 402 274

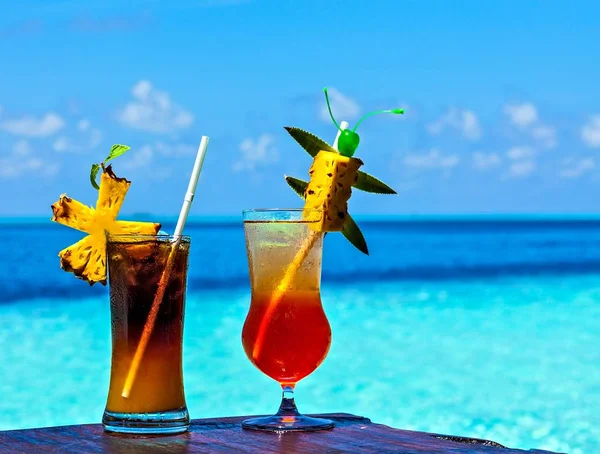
241 209 334 432
240 89 402 432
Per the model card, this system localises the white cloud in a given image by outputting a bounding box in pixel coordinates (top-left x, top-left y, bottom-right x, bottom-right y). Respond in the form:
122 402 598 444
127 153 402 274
115 141 196 170
403 149 460 170
0 113 64 137
233 134 278 172
319 87 360 123
78 119 90 131
154 141 197 156
52 118 102 153
121 145 153 169
560 158 595 179
132 80 152 99
504 102 557 149
0 140 58 179
12 140 32 157
581 115 600 148
427 108 482 141
118 80 194 133
504 103 538 127
67 99 82 116
504 146 537 178
89 129 102 148
53 137 69 152
472 152 501 170
506 146 536 160
531 125 557 149
0 158 44 178
508 160 536 178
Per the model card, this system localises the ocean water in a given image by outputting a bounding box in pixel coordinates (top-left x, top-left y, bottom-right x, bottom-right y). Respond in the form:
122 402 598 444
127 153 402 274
1 217 598 453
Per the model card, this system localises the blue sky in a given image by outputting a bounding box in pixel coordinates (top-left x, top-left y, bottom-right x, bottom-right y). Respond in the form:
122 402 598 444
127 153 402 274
1 0 599 216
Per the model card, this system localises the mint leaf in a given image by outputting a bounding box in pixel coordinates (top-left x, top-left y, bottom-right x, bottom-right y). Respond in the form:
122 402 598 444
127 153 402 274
89 144 131 190
284 127 338 157
353 171 397 194
104 144 131 164
90 164 101 190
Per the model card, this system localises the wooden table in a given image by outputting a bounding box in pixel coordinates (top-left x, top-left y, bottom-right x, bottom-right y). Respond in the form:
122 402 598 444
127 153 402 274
0 414 563 453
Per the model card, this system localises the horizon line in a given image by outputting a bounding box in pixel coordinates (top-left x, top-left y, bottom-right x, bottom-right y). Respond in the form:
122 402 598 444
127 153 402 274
3 213 600 225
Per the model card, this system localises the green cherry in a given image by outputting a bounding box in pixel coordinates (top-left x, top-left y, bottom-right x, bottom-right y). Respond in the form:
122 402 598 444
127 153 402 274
323 86 405 157
338 130 360 157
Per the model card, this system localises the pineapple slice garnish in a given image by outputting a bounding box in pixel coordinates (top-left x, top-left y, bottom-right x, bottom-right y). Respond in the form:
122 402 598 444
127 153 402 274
51 165 161 285
283 127 397 255
280 88 403 254
304 150 363 232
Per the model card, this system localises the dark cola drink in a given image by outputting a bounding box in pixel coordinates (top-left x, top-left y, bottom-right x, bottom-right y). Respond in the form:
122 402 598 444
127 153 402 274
102 234 190 434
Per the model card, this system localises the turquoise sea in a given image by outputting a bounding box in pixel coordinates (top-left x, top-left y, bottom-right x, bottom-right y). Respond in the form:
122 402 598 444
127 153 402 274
1 217 598 453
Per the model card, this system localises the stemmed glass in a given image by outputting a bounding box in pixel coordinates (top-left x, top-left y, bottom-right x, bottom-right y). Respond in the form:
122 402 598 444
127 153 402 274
240 209 334 432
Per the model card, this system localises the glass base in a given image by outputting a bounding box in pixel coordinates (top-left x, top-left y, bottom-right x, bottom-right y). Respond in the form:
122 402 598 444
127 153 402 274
242 414 334 432
102 407 190 435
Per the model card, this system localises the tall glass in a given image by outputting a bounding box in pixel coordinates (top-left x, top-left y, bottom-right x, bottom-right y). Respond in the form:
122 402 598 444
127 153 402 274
102 234 190 434
241 209 334 432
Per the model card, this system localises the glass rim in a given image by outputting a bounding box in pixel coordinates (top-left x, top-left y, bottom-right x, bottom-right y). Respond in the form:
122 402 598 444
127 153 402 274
242 208 323 224
106 233 191 243
242 208 322 214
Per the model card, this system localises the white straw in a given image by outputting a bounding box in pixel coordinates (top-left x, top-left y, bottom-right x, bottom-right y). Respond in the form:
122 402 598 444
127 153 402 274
333 120 349 150
121 135 210 398
174 135 210 237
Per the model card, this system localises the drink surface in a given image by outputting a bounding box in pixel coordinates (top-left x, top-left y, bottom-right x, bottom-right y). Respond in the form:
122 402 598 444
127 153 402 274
242 219 330 386
106 238 189 413
242 290 331 384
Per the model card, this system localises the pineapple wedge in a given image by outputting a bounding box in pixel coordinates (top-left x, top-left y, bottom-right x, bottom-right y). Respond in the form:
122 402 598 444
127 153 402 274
303 150 363 232
51 165 161 285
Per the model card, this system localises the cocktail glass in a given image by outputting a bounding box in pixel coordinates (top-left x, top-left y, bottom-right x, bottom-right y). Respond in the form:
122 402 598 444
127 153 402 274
102 233 191 434
241 209 334 432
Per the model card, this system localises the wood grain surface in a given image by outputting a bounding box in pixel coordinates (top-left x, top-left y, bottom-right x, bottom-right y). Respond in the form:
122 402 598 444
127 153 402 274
0 413 563 454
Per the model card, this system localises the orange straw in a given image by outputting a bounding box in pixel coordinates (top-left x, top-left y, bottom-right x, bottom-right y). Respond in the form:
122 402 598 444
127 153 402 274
121 136 210 398
251 121 349 360
251 231 320 359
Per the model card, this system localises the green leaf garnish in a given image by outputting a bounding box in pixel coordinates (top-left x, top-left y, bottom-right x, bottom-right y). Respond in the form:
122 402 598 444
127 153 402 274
284 175 308 199
354 171 397 194
89 144 132 190
104 144 131 164
285 126 395 194
90 164 101 190
284 127 338 157
342 214 369 255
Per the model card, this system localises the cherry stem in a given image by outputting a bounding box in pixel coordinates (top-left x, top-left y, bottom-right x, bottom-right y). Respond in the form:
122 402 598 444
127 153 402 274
323 87 342 133
352 108 405 132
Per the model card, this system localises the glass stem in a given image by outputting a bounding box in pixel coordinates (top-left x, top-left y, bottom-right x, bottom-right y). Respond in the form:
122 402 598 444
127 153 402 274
276 384 300 417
